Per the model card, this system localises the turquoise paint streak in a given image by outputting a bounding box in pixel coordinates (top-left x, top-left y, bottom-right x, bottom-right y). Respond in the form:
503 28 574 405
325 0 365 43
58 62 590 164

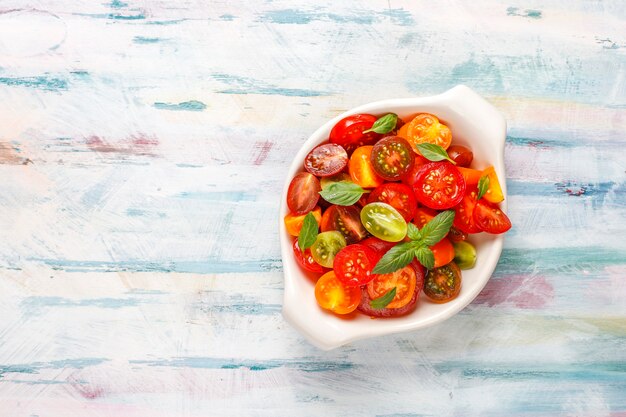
507 7 543 19
129 357 354 372
212 73 329 97
20 296 144 311
109 0 128 8
0 76 68 91
259 8 413 25
133 36 163 44
153 100 207 111
0 358 108 377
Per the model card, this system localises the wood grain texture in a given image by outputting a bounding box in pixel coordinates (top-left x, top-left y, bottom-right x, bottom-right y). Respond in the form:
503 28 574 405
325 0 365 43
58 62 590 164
0 0 625 415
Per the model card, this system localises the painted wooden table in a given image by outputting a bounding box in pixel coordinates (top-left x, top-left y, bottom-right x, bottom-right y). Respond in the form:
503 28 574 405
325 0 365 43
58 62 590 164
1 1 625 415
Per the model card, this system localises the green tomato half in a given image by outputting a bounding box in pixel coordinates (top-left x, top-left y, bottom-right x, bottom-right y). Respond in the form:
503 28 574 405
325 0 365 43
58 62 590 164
453 241 477 270
311 231 346 268
360 202 407 242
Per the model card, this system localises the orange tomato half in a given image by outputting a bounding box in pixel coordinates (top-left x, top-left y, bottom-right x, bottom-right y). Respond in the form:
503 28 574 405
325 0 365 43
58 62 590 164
430 238 455 268
457 166 482 186
367 265 417 309
315 271 361 314
284 206 322 236
348 146 384 188
482 166 504 203
398 113 452 152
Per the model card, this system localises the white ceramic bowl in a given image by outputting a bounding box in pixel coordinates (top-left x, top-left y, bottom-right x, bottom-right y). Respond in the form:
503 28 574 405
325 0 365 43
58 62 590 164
280 85 507 350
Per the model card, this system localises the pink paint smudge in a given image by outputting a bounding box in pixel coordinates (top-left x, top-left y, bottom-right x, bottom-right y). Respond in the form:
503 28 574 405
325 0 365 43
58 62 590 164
475 274 554 309
252 140 274 165
0 141 32 165
86 134 159 156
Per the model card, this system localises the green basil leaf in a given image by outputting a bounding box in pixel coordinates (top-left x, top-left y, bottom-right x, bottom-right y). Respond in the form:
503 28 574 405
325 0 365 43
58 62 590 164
407 222 421 241
419 210 455 246
318 181 367 206
372 242 416 274
370 287 397 309
415 143 456 165
477 175 490 200
298 212 319 251
362 113 398 134
415 246 435 270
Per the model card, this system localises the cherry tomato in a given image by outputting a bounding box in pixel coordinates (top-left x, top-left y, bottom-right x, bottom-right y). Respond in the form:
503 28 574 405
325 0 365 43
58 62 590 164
348 146 384 188
446 145 473 167
400 154 430 186
292 239 324 273
481 166 504 203
329 114 380 154
430 238 455 268
456 167 482 187
320 205 368 245
412 162 466 210
287 172 321 214
333 244 378 286
357 262 425 317
453 186 481 234
284 206 322 236
367 183 417 222
320 172 351 190
424 262 462 303
360 202 407 242
473 199 512 234
370 136 415 181
448 226 468 242
315 271 361 314
360 236 396 263
398 113 452 152
310 231 346 268
453 241 476 270
412 207 438 229
303 143 348 177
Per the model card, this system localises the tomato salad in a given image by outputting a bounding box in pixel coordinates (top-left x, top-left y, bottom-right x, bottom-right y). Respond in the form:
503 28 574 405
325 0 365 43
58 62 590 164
285 112 511 318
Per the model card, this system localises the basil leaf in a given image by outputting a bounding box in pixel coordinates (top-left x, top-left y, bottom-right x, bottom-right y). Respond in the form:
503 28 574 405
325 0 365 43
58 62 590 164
477 175 490 200
298 212 319 251
419 210 455 246
319 181 367 206
415 246 435 270
362 113 398 134
415 143 456 165
370 287 397 309
407 222 421 241
372 242 416 274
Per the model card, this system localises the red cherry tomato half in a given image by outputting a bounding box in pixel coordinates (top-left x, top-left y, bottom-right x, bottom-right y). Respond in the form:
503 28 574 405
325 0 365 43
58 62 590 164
329 114 380 154
473 199 512 234
370 136 415 181
304 143 348 177
430 237 455 268
424 262 462 303
412 207 438 229
320 205 369 244
287 172 321 214
333 244 378 287
448 226 468 242
446 145 474 167
360 236 397 263
400 154 429 187
412 162 466 210
453 186 481 234
367 183 417 222
292 239 324 273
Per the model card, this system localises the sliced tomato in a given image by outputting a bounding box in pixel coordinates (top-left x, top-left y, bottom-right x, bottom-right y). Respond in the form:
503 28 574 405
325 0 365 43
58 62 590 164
453 186 481 234
446 145 473 167
292 239 324 273
329 114 380 154
424 262 462 303
370 136 415 181
473 199 512 234
360 202 407 242
348 146 384 188
367 183 417 222
447 226 468 242
304 143 348 177
398 113 452 152
357 261 425 317
412 162 466 210
320 205 369 244
284 206 322 236
310 231 346 268
320 172 351 190
457 167 482 187
333 244 378 287
287 172 321 214
430 238 455 268
412 207 438 229
360 236 397 263
315 271 361 314
400 154 429 186
481 166 505 203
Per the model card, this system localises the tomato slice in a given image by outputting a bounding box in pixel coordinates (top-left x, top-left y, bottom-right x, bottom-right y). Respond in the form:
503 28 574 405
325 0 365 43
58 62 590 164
430 237 455 268
398 113 452 152
400 154 429 186
287 172 321 214
473 199 512 234
360 202 408 242
348 146 384 188
370 136 415 181
412 162 466 210
320 172 351 190
292 239 324 273
320 205 368 245
329 114 380 154
453 186 481 234
447 226 468 242
360 236 396 263
412 207 438 229
315 271 361 314
446 145 473 167
457 167 482 187
367 183 417 222
424 262 462 303
284 206 322 236
333 244 378 286
304 143 348 177
310 231 346 268
481 166 504 203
